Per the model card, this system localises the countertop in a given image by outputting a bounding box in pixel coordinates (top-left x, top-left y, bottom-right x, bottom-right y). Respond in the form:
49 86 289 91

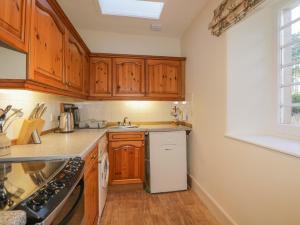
107 124 192 132
0 211 26 225
0 124 191 162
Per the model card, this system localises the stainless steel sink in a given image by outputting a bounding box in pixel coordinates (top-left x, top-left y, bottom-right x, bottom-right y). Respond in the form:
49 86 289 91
111 125 139 129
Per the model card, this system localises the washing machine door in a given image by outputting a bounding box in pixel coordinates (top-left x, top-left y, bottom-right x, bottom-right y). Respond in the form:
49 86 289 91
101 152 109 188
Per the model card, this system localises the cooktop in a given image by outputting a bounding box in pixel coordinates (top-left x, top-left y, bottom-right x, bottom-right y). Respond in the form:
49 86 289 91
0 160 66 210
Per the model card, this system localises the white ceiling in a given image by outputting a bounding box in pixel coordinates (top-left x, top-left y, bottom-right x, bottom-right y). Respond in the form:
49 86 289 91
57 0 208 37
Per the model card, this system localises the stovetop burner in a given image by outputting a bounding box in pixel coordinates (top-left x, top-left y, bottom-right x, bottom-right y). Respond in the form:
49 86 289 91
0 160 67 211
0 180 13 209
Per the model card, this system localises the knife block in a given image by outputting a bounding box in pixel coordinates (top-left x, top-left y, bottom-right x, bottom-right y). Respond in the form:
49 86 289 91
17 119 45 145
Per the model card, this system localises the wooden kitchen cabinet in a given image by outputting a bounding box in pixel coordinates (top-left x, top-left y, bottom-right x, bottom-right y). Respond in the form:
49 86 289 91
90 57 112 97
83 54 90 95
108 132 145 185
112 58 145 97
65 32 84 93
84 146 99 225
28 0 66 90
146 59 184 99
0 0 31 52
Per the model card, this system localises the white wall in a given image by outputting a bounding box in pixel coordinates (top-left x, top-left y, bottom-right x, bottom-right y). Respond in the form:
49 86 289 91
78 101 174 122
0 90 78 139
0 90 176 140
181 0 300 225
0 45 26 79
227 0 279 135
79 29 181 56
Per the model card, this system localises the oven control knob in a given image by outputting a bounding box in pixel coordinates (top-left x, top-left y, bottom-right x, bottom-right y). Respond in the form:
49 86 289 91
54 181 65 189
45 187 55 196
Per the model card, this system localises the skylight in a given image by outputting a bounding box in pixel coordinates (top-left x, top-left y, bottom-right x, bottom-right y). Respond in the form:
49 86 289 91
98 0 165 20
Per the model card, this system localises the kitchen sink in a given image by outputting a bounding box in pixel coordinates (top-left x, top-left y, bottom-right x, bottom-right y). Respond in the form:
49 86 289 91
111 125 139 129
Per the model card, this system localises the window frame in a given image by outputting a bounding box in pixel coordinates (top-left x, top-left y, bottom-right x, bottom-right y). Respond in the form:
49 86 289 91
277 0 300 135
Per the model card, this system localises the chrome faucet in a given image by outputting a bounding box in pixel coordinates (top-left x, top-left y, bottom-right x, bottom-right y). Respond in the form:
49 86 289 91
123 117 129 126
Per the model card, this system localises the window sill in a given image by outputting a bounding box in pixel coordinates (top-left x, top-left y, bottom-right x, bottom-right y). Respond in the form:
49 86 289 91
225 134 300 158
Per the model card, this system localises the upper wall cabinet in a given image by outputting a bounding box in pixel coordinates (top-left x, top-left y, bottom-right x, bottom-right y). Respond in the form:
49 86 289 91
0 0 31 52
112 58 145 97
28 0 66 90
146 59 184 99
65 32 84 93
83 55 90 96
90 57 112 97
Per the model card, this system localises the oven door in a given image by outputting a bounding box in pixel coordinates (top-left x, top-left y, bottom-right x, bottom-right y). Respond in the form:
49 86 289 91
50 179 84 225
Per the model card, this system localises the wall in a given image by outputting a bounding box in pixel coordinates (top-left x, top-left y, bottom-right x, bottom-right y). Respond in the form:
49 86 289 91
79 29 181 56
181 0 300 225
0 90 78 140
0 45 26 79
227 0 278 135
78 101 175 122
0 90 177 140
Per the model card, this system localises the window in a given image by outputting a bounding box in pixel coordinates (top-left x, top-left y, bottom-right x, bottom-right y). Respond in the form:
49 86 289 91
98 0 165 20
279 1 300 126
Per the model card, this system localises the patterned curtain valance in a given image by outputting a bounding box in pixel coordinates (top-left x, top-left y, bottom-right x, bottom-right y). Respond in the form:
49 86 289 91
209 0 265 36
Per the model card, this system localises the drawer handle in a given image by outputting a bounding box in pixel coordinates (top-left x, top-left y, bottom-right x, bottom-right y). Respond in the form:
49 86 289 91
164 148 173 151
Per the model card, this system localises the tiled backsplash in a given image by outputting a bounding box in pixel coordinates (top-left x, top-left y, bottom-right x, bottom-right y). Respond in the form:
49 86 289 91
0 90 190 140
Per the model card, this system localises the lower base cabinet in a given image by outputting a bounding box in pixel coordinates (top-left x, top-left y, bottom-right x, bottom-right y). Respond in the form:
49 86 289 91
108 132 145 185
84 146 99 225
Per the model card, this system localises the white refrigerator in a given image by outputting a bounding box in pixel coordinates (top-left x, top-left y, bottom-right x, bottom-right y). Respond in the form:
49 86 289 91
148 131 187 193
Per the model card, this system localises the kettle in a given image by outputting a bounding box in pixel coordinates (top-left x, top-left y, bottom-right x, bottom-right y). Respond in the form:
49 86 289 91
59 112 74 133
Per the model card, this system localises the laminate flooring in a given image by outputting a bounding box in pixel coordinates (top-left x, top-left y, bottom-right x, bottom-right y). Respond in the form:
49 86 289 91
100 185 219 225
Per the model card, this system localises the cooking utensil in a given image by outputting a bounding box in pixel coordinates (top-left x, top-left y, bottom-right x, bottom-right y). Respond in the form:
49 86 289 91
3 105 12 115
35 104 45 119
3 109 23 127
0 109 4 118
0 105 12 133
29 104 39 119
3 109 23 133
37 106 47 119
0 105 12 120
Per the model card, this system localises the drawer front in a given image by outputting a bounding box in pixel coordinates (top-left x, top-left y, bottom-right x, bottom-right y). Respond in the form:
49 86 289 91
108 132 144 141
84 145 98 173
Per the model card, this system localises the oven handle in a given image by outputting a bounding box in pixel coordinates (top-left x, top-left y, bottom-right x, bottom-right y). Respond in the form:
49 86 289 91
56 179 84 225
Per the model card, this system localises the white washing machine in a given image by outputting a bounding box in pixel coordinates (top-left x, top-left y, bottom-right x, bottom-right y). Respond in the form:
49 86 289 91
98 135 109 217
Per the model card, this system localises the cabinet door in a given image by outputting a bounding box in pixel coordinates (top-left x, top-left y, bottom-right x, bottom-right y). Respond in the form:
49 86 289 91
109 140 144 185
147 59 183 98
84 147 99 225
66 33 84 93
113 58 145 97
90 57 112 97
83 54 90 95
0 0 30 52
28 0 65 89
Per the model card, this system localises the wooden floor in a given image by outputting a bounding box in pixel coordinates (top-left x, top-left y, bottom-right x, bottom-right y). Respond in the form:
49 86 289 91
99 185 219 225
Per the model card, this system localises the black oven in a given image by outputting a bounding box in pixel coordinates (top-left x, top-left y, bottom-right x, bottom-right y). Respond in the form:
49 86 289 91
0 157 85 225
51 179 84 225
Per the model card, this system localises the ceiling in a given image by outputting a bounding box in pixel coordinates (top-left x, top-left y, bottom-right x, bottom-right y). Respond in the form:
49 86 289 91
57 0 208 37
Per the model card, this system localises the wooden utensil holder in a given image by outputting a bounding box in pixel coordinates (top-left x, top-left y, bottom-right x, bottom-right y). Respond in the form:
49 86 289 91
17 119 45 145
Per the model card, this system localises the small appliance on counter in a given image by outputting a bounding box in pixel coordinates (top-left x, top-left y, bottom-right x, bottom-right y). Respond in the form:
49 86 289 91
58 112 74 133
0 158 85 224
61 103 80 128
79 119 107 129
